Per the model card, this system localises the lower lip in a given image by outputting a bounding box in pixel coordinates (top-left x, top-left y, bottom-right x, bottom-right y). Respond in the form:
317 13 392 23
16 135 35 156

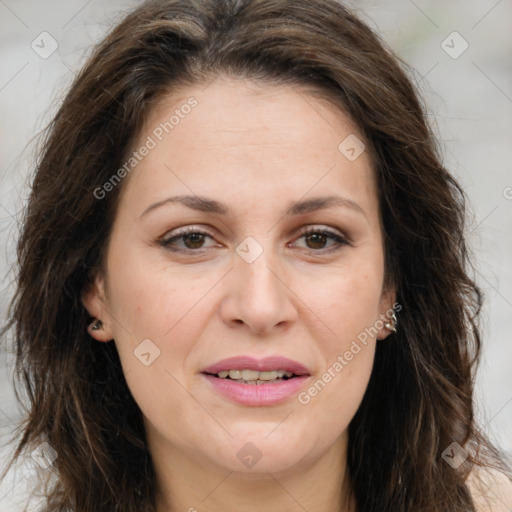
202 374 310 406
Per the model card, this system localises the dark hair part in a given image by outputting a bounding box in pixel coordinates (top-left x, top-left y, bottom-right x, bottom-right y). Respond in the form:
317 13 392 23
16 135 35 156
2 0 510 510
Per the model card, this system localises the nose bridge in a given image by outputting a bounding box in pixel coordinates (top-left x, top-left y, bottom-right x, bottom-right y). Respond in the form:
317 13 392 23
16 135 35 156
239 242 276 292
236 236 281 306
221 235 297 333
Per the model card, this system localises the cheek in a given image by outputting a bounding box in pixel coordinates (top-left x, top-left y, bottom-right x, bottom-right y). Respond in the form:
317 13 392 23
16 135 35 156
295 272 379 434
301 352 375 444
297 255 385 343
106 244 206 342
291 258 382 422
106 261 208 431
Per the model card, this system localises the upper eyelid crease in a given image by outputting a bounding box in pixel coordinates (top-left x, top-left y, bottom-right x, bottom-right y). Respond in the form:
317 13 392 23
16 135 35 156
139 195 367 220
159 226 349 251
161 224 346 240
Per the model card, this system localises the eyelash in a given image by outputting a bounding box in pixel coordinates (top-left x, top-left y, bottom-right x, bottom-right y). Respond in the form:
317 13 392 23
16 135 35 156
158 226 350 254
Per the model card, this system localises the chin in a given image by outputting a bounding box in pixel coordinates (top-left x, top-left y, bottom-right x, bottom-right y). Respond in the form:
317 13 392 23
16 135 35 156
223 451 307 477
210 431 314 476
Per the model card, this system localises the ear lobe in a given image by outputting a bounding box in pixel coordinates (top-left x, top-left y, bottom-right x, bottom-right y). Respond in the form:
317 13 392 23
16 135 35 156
81 272 113 342
377 284 398 340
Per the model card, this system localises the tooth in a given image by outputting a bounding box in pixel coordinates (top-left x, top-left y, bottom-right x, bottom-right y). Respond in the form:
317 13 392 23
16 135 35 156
230 377 294 385
221 368 297 381
241 369 260 380
258 371 278 381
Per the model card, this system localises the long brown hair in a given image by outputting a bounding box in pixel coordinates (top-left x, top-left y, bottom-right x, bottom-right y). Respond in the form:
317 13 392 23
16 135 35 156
2 0 510 510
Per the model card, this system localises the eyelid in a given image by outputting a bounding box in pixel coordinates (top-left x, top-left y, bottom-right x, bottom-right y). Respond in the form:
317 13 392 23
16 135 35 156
163 225 215 239
295 224 351 242
290 225 351 251
158 225 218 249
295 224 346 238
158 224 351 252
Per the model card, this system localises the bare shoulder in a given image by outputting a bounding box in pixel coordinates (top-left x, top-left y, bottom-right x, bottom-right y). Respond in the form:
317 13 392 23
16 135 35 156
466 465 512 512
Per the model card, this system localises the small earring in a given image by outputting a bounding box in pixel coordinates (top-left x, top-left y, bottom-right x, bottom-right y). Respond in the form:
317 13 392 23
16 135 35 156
384 311 397 333
89 319 103 331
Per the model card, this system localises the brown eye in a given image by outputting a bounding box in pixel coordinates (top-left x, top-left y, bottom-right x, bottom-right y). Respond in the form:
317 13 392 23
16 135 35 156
159 228 218 252
182 232 206 249
292 227 349 253
304 232 329 249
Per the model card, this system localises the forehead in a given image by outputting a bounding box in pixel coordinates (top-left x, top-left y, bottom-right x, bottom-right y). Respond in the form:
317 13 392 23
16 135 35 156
118 77 377 218
144 78 360 153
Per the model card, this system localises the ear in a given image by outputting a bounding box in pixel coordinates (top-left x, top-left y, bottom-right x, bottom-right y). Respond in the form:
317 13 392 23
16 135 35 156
81 270 114 342
377 283 397 341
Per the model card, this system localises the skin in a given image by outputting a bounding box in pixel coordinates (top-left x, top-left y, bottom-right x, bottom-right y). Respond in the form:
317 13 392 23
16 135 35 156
83 76 395 512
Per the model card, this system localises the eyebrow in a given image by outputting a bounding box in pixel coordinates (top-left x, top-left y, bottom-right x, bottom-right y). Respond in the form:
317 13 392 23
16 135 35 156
139 194 366 219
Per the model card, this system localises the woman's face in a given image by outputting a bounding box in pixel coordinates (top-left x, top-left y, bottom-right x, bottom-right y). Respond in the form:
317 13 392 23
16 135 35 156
84 77 394 477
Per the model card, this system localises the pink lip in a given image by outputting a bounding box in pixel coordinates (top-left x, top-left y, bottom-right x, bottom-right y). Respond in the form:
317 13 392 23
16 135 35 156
201 355 311 407
202 374 310 406
202 356 310 376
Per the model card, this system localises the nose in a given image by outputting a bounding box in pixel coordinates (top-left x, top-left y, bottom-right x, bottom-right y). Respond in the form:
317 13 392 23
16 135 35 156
219 245 298 335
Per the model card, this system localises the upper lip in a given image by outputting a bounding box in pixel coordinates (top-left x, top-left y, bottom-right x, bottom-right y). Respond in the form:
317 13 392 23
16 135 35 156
202 356 310 376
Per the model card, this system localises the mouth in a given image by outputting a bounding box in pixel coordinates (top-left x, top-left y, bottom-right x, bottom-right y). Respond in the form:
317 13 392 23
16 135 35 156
201 355 310 376
202 368 301 385
200 356 311 406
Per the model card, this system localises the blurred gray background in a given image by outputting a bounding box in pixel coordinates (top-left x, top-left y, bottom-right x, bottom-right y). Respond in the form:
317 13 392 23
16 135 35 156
1 0 511 510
